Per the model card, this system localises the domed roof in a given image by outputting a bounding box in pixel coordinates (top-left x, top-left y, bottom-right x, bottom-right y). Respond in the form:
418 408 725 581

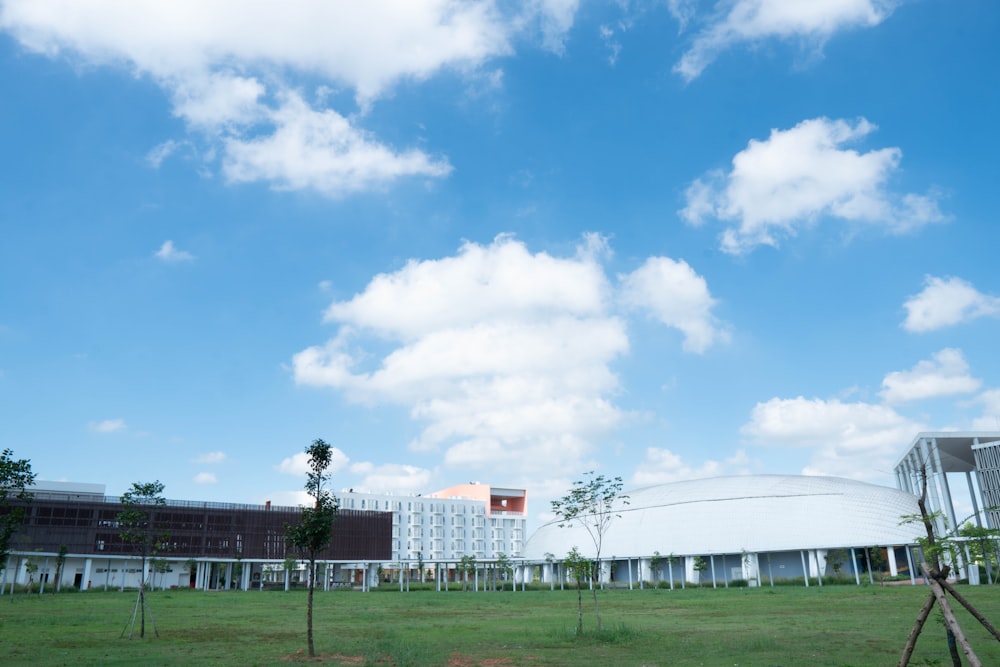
525 475 921 559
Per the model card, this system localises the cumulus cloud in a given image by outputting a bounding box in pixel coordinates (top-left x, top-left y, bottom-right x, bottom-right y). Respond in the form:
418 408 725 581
276 447 350 476
0 1 555 195
221 91 452 196
193 472 217 484
349 462 434 494
673 0 898 82
681 117 946 254
154 240 195 262
880 348 981 404
742 396 923 480
90 418 126 433
618 256 730 353
903 276 1000 333
294 234 725 479
631 447 752 486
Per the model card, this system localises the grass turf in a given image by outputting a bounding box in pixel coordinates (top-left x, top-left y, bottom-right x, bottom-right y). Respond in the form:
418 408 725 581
2 583 1000 666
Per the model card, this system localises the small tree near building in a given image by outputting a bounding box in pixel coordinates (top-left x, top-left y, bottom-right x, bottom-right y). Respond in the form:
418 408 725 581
565 546 592 635
54 544 68 593
496 553 512 591
551 472 629 631
1 449 35 578
285 438 339 659
23 557 38 595
118 480 168 639
650 551 662 586
459 555 476 591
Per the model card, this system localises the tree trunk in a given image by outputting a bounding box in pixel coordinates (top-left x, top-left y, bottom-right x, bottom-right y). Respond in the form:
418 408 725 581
591 583 602 631
307 557 316 657
924 564 982 667
898 593 936 667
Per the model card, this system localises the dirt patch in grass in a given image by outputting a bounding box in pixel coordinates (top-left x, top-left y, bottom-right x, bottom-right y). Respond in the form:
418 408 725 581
446 652 534 666
281 649 367 664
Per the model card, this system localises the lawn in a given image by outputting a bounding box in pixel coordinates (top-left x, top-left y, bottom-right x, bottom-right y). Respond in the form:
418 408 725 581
2 583 1000 666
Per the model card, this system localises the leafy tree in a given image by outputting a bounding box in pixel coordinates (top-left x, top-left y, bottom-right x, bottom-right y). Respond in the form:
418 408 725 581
231 556 243 590
118 480 167 638
959 522 1000 584
459 555 476 591
417 551 424 585
23 557 38 595
551 472 629 631
827 548 848 579
693 555 709 584
285 439 339 658
150 558 172 591
53 544 69 593
0 449 35 574
650 551 662 585
867 546 886 586
564 547 592 635
496 553 512 591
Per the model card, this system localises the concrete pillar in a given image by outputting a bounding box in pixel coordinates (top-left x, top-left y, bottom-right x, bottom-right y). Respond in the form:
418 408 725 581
888 546 899 577
81 557 93 591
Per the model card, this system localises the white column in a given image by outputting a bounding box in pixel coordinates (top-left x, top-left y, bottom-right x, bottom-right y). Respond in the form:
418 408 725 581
888 546 899 577
82 558 93 591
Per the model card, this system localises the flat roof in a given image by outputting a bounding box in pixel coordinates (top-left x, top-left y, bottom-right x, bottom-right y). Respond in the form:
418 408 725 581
894 431 1000 472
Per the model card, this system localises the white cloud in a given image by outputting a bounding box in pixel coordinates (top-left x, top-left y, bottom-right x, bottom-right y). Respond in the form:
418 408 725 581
681 117 946 254
276 447 350 476
618 256 730 353
295 236 628 476
90 418 126 433
631 447 752 486
263 490 314 507
193 472 217 484
674 0 898 82
0 1 540 195
880 348 981 404
741 395 922 480
193 451 227 464
154 240 195 262
349 462 434 494
145 139 180 168
524 0 580 55
296 235 722 479
903 276 1000 333
970 389 1000 432
221 92 452 196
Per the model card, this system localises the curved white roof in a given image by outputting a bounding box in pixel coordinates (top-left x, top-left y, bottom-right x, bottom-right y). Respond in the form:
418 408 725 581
525 475 921 559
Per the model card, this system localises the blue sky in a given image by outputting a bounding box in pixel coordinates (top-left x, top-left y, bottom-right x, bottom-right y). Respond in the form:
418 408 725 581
1 1 999 528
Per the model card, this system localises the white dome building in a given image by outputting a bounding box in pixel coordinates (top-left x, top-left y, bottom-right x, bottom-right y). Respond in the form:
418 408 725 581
525 475 923 587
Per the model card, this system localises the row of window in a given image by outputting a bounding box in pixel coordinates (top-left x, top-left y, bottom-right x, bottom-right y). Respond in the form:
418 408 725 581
344 497 488 515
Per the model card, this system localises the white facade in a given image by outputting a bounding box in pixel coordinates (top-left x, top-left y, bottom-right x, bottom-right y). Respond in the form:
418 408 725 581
525 474 923 586
337 486 526 563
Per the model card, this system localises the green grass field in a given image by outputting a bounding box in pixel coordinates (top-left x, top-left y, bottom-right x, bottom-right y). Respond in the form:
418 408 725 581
2 584 1000 666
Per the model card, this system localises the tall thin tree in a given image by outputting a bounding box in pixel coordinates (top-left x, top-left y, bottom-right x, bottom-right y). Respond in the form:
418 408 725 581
551 471 628 631
117 480 167 639
286 439 339 658
1 449 35 581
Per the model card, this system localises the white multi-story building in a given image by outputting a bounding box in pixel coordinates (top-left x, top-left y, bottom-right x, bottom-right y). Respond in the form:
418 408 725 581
338 482 527 565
